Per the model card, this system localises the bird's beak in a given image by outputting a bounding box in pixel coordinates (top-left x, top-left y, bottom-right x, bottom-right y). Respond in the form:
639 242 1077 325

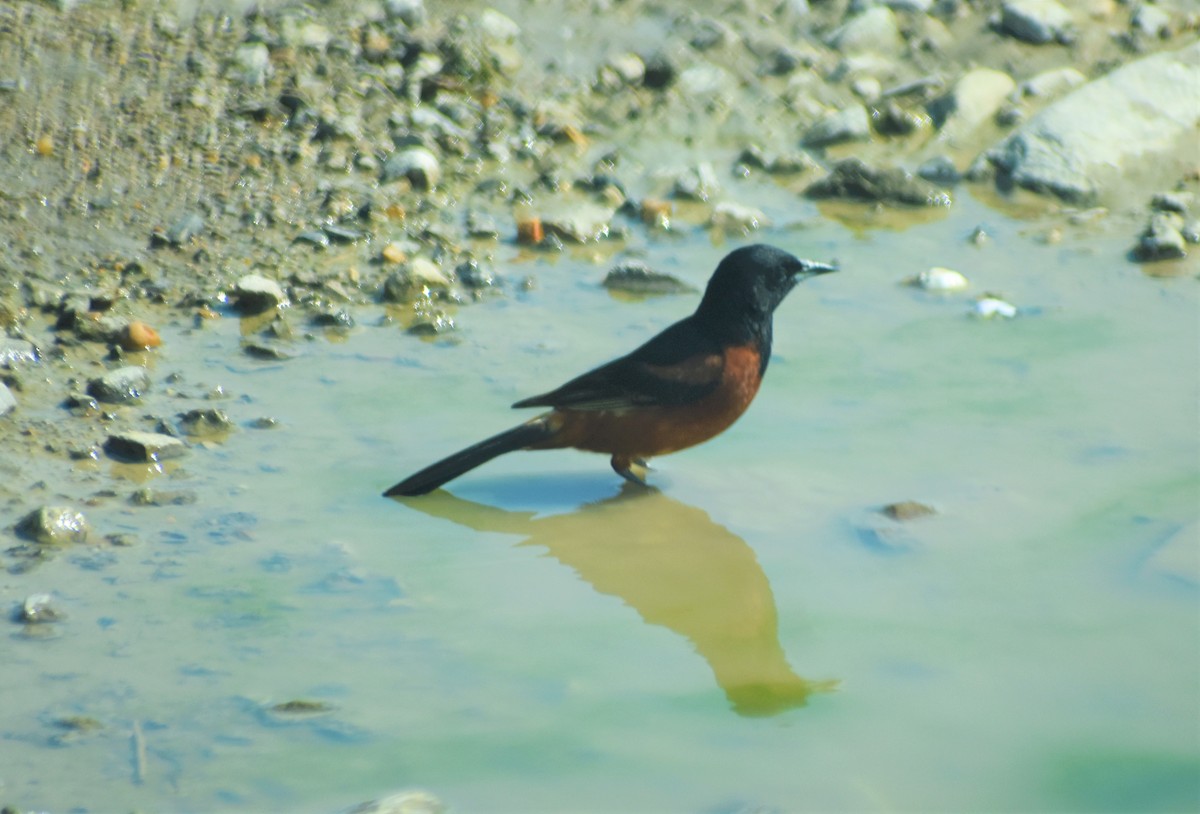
796 259 838 278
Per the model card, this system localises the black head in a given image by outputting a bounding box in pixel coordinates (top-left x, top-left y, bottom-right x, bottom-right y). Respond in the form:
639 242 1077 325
694 244 836 338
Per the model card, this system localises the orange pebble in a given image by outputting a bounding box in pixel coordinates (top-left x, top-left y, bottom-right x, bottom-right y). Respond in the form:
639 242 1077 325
517 217 544 245
119 321 161 350
35 134 54 157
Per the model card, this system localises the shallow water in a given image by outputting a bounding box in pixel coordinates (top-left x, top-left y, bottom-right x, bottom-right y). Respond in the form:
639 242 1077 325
4 167 1197 812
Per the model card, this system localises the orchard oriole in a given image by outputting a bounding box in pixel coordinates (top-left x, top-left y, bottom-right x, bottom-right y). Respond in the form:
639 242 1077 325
384 243 836 497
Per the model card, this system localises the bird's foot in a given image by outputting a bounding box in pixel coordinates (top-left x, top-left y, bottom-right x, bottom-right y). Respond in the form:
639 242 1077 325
611 455 652 486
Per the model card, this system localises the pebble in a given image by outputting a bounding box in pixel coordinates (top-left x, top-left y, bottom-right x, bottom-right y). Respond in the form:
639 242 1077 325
971 295 1018 319
516 217 545 245
602 261 695 296
917 155 961 185
803 104 871 148
805 158 952 207
130 487 198 506
15 506 91 545
998 0 1075 45
179 407 235 437
1134 212 1188 261
117 321 161 351
87 365 151 403
881 501 937 520
910 267 968 290
234 274 288 313
104 430 188 462
381 147 441 190
382 258 452 302
604 53 646 87
19 593 65 623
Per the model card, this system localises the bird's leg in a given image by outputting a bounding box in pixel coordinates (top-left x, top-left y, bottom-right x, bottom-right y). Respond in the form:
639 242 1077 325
611 454 651 486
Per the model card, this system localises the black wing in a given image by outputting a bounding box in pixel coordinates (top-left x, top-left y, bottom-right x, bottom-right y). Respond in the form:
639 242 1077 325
513 316 724 411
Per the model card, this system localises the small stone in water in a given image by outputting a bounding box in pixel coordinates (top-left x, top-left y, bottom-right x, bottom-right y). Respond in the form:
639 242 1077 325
971 295 1018 319
19 593 65 623
15 506 91 545
882 501 937 521
234 274 288 313
104 431 188 462
603 262 695 296
910 267 968 291
179 407 235 437
87 365 151 403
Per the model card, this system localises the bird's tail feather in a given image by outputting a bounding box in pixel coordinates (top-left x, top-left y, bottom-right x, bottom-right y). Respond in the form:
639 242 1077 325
383 418 553 497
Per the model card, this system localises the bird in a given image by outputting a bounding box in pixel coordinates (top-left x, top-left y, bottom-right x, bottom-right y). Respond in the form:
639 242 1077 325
383 244 836 497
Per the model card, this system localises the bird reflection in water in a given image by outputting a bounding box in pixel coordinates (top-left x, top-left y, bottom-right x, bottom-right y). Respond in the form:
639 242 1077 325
398 483 837 717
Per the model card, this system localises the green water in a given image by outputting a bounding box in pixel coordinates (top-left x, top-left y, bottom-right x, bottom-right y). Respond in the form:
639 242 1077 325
3 188 1198 812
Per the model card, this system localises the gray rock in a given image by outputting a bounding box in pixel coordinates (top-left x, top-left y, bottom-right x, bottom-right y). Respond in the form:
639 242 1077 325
602 261 696 296
104 430 188 462
803 105 871 148
917 155 961 185
805 158 952 207
986 42 1200 203
87 365 150 403
130 487 198 506
1134 212 1188 261
179 407 235 438
381 147 440 190
382 258 451 303
15 506 91 545
19 593 65 623
998 0 1074 45
234 274 288 313
0 381 15 416
828 6 903 56
737 145 820 175
1151 192 1193 214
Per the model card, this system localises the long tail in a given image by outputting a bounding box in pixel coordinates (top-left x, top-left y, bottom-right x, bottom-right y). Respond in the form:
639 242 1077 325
383 417 554 497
